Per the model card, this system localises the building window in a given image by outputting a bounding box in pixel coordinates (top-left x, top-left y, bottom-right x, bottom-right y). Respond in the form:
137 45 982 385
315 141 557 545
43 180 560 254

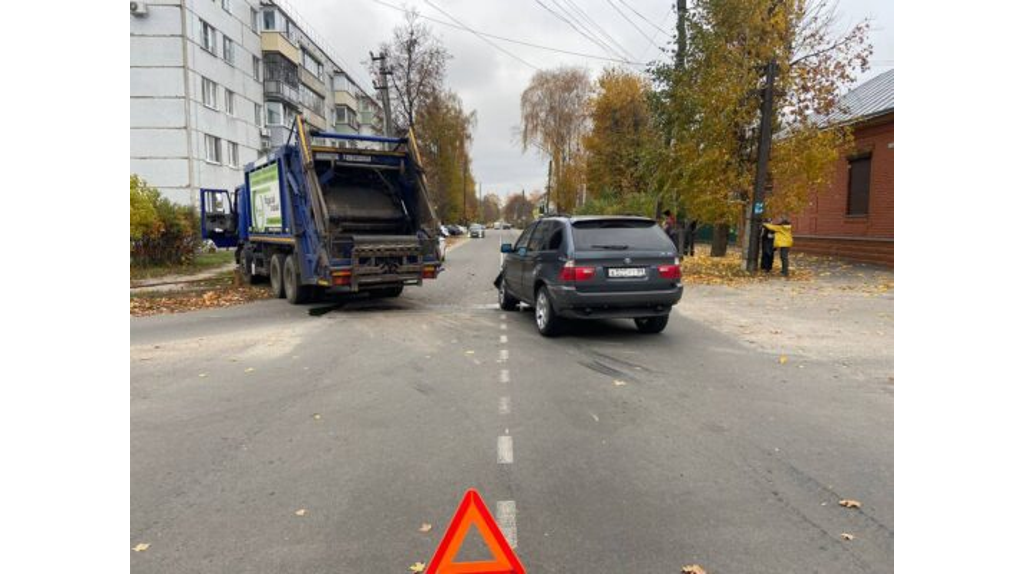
846 155 872 216
250 7 259 31
222 36 234 65
204 134 222 163
302 49 324 81
201 77 218 109
266 102 284 126
336 105 357 129
299 83 326 117
255 103 263 126
225 90 235 115
252 55 261 81
262 8 278 31
227 141 239 167
200 20 216 55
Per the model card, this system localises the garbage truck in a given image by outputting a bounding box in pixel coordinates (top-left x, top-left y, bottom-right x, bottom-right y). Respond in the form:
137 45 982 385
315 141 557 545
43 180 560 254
200 116 442 303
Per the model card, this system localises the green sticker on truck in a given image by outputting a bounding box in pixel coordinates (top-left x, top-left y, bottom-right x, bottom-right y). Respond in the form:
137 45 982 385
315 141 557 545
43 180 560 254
249 163 283 231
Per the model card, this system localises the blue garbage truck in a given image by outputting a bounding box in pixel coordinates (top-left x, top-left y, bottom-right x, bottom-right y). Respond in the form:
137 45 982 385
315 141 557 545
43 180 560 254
200 116 442 303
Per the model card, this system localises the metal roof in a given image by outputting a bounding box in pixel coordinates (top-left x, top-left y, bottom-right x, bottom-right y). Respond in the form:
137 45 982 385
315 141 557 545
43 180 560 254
816 69 894 126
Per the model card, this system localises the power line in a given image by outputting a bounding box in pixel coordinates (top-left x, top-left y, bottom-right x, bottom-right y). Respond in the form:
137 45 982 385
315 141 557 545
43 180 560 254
556 0 636 61
603 0 659 57
422 0 540 70
617 0 672 37
533 0 630 62
367 0 644 65
638 3 674 62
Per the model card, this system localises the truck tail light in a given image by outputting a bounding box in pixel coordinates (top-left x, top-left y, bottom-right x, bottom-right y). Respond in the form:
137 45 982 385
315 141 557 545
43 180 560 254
657 260 682 280
559 260 596 282
422 265 437 279
332 269 352 286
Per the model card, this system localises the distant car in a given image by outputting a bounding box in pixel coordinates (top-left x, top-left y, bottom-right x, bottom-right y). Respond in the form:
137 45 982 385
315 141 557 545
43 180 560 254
501 222 512 230
446 224 464 236
457 225 468 235
495 216 682 336
470 224 486 238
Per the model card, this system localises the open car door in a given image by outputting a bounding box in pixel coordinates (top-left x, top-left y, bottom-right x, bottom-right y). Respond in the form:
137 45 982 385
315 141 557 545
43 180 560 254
200 188 238 248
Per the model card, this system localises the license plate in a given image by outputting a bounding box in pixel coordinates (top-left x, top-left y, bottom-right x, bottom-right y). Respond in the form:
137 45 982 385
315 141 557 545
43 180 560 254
608 267 647 278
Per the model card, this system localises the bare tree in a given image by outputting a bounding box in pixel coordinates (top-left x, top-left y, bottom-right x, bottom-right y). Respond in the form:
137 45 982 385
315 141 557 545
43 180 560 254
519 67 591 212
374 11 450 131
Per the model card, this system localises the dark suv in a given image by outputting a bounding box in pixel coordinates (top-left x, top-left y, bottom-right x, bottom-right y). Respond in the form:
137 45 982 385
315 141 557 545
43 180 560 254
495 216 683 336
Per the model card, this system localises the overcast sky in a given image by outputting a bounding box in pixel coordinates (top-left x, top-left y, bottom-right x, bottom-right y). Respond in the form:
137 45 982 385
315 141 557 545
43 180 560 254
296 0 894 200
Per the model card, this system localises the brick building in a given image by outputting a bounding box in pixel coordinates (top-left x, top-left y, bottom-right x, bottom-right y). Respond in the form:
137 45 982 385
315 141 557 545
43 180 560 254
790 69 894 266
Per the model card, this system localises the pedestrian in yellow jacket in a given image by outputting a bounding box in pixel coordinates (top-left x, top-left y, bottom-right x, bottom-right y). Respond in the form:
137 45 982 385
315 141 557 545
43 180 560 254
763 219 793 276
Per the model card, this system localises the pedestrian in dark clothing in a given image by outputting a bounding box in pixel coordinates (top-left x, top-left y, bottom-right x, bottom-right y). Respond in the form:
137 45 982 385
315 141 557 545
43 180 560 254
683 220 698 256
760 221 775 272
662 210 680 253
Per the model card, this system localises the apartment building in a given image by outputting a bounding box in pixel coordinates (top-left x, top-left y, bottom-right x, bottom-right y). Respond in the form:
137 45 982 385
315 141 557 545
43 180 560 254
131 0 383 205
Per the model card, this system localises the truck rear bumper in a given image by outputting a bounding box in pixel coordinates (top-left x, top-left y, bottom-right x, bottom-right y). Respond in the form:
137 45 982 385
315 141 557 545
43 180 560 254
547 284 683 319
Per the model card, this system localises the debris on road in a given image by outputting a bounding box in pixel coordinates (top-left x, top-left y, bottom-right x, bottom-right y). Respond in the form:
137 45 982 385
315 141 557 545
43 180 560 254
840 532 855 541
131 285 271 316
681 565 707 574
132 543 150 552
418 523 432 533
838 499 862 509
409 561 427 572
294 508 307 516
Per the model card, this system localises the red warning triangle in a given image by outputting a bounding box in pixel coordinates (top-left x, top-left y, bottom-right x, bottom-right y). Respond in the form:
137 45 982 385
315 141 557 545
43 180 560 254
425 489 526 574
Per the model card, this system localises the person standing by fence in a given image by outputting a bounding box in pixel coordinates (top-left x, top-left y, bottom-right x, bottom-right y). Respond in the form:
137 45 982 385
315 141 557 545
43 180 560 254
763 218 793 277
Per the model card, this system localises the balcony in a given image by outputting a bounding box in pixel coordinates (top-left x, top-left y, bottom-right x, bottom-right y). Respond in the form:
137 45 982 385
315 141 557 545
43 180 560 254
261 32 299 64
263 80 300 108
334 90 358 110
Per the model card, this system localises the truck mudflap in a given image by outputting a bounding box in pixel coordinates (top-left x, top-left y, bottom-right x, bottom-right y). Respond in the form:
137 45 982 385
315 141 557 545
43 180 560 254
331 234 439 289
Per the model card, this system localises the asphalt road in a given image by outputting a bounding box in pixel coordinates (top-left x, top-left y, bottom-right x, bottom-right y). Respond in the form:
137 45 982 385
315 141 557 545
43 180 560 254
131 230 894 573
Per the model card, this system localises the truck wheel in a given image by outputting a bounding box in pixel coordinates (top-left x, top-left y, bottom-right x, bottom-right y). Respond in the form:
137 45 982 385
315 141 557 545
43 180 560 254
635 314 670 334
240 251 265 285
283 254 313 304
534 286 562 337
269 254 286 299
498 278 519 311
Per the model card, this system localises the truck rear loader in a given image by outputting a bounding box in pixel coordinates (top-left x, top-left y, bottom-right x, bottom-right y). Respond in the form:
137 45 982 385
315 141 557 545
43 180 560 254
200 116 442 303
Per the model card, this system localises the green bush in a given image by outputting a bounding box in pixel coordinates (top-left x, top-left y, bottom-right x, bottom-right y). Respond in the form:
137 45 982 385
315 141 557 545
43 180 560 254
130 175 201 267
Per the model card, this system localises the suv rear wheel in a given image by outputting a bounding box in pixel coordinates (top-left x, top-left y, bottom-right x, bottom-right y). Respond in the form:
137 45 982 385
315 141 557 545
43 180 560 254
635 314 670 334
534 286 562 337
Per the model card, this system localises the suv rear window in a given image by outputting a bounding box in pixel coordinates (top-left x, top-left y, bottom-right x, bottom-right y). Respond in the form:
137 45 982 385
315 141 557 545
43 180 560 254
571 219 674 251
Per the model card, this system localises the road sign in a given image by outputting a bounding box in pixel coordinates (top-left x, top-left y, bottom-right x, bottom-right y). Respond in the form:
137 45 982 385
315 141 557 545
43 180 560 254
425 489 526 574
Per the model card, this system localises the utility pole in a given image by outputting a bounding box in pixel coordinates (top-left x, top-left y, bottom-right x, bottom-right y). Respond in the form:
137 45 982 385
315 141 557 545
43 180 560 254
675 0 686 70
543 159 552 215
745 58 778 273
462 157 468 225
370 51 393 136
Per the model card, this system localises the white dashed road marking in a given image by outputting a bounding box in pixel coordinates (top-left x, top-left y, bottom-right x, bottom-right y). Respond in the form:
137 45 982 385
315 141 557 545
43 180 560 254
498 349 509 363
500 369 510 383
500 323 507 330
497 435 514 463
499 396 511 414
496 500 518 549
500 335 508 344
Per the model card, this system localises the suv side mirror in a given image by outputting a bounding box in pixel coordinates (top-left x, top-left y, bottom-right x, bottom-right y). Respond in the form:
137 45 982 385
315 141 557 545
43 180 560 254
500 243 513 253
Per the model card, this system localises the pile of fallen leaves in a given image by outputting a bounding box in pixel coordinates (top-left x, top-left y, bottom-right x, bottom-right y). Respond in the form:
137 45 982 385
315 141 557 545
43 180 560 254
130 286 271 316
682 250 812 286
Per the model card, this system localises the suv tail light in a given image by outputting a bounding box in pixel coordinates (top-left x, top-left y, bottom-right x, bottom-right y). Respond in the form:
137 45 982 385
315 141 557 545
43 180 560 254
559 260 596 282
657 259 682 280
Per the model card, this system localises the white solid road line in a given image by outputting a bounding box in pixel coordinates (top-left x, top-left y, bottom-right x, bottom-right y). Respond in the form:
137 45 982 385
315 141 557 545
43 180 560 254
496 500 518 549
499 396 511 415
500 369 510 383
497 435 514 463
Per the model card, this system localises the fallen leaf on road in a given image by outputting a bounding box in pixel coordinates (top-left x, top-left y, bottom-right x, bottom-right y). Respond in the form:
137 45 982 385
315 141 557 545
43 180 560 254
295 508 307 516
613 380 627 386
681 565 707 574
840 532 855 541
245 367 255 373
409 562 427 572
778 355 788 365
312 413 322 420
132 543 150 552
464 350 475 355
839 499 862 509
198 373 207 378
418 523 432 533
